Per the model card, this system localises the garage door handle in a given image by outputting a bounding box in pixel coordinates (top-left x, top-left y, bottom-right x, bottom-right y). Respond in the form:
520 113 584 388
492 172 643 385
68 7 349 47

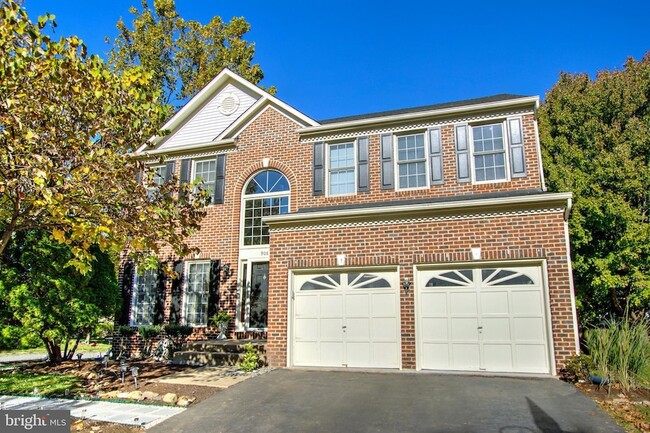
342 326 347 329
477 326 483 330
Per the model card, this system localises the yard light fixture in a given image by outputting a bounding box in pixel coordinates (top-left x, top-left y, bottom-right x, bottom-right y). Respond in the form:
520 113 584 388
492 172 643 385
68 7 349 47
120 361 127 384
220 263 233 282
131 366 139 389
402 277 411 294
76 353 83 368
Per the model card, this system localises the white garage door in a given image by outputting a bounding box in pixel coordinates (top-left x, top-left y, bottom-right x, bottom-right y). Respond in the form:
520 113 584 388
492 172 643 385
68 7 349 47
417 266 551 374
292 271 400 368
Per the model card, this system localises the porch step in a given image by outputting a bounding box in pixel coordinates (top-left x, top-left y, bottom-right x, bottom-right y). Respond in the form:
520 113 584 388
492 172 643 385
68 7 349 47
172 339 266 367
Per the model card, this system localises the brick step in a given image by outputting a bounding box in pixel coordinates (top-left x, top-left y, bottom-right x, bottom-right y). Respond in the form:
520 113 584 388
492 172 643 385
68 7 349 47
181 339 266 354
172 350 268 367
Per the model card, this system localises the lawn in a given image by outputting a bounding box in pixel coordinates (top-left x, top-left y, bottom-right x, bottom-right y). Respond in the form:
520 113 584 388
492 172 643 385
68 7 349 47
0 343 111 357
0 372 83 396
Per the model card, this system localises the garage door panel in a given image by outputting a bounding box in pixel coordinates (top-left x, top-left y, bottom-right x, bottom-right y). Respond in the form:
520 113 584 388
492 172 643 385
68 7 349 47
513 317 545 341
345 293 369 317
450 292 478 315
451 344 480 369
346 342 370 367
372 317 398 340
373 342 400 368
320 318 344 340
482 317 511 341
511 291 543 315
420 292 447 316
294 296 319 317
320 295 343 317
294 341 318 366
320 342 344 366
422 343 450 369
346 317 370 340
515 345 548 372
421 317 448 341
294 318 318 340
372 292 398 316
480 291 509 315
450 317 479 341
483 344 513 371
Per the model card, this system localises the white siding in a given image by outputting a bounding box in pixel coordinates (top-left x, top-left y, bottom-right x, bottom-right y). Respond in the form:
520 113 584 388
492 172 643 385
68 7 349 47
161 83 259 149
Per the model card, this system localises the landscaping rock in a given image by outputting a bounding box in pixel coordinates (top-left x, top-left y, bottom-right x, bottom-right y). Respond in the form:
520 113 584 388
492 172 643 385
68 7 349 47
142 391 160 400
117 392 129 399
126 390 144 401
177 397 190 407
99 391 120 399
162 393 178 404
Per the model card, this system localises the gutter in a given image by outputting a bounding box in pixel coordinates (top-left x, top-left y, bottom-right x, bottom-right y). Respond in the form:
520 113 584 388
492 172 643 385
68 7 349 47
298 96 540 137
265 192 572 228
132 139 236 159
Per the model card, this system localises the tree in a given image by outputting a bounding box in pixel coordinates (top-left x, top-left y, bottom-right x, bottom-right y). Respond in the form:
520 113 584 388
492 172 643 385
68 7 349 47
0 230 119 362
0 0 208 271
538 53 650 326
109 0 271 107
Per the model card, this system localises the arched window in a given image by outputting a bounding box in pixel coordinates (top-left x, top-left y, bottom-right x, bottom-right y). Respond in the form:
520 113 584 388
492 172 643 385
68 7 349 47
242 170 289 246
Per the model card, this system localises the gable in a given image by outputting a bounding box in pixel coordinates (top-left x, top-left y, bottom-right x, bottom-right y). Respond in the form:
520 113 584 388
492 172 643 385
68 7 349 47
159 82 260 150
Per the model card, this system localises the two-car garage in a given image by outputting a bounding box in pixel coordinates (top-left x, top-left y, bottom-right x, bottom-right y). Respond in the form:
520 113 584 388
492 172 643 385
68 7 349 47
289 264 553 374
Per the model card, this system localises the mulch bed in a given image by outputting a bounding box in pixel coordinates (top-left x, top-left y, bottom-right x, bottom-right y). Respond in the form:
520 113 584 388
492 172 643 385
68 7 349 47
574 382 650 432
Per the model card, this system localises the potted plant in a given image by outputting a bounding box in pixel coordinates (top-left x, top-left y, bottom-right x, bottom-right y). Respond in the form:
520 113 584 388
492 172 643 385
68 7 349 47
210 311 232 340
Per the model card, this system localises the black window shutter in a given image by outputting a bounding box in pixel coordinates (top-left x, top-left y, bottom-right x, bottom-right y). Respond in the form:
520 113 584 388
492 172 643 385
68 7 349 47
179 159 191 199
429 128 444 184
164 161 175 182
118 260 134 325
380 134 394 189
207 260 221 320
455 125 471 182
357 136 369 192
508 118 526 177
153 266 166 325
169 260 184 324
214 154 226 204
313 142 325 196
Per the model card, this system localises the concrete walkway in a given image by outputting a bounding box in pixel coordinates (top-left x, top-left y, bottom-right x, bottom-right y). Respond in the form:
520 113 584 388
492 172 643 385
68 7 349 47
0 395 184 427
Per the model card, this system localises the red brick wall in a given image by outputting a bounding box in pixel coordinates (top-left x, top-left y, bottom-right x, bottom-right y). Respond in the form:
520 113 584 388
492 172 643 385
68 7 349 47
267 211 577 373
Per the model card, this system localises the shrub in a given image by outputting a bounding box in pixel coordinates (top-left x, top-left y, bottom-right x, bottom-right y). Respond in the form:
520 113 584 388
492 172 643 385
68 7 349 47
138 326 161 357
563 353 595 382
117 325 136 336
163 323 193 355
210 311 231 327
0 326 41 350
238 342 260 372
583 317 650 391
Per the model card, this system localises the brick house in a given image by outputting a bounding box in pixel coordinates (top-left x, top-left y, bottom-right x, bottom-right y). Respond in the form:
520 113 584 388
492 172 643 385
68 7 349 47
118 68 579 375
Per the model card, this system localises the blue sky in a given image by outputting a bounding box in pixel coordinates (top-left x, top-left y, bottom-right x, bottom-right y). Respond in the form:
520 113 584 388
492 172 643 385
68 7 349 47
24 0 649 121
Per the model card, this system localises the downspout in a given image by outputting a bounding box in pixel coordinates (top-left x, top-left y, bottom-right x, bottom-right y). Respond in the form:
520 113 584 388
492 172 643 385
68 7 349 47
563 197 580 353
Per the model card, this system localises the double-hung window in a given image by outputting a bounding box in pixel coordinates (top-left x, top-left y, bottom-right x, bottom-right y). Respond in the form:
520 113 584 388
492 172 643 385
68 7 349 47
397 133 427 189
131 268 157 326
146 165 167 199
472 123 507 182
193 159 217 203
183 261 210 326
328 142 355 195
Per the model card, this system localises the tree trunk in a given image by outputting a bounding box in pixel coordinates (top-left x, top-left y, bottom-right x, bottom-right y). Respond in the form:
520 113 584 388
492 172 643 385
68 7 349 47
44 339 63 364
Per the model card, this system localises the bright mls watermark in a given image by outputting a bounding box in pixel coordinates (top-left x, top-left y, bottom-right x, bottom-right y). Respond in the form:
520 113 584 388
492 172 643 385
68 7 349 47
2 410 69 432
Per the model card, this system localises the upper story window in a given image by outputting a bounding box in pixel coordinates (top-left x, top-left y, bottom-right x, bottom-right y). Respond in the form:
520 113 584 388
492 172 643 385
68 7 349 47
396 133 427 189
242 170 289 246
145 165 167 199
472 124 506 182
131 267 157 326
193 158 217 203
455 117 526 184
328 142 355 195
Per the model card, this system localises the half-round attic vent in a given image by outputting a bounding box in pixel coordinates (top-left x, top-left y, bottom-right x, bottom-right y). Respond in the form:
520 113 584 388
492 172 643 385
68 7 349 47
219 92 240 115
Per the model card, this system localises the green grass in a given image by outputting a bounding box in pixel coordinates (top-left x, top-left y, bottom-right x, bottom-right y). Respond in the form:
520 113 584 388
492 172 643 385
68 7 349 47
0 372 83 396
0 343 111 357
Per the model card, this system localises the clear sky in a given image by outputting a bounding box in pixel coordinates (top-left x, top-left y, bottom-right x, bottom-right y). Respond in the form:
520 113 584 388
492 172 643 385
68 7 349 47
23 0 649 121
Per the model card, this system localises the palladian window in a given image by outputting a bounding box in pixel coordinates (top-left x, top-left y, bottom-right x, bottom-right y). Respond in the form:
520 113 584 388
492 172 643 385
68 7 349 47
242 170 289 246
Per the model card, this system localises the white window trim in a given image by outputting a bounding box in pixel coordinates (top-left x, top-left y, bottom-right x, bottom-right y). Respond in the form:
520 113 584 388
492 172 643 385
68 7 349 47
469 120 512 185
394 131 430 191
130 266 157 327
239 170 290 249
326 139 357 197
192 158 217 205
145 164 167 197
182 260 211 327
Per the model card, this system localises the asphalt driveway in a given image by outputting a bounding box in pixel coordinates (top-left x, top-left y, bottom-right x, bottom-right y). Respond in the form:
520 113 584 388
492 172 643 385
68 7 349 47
149 369 624 433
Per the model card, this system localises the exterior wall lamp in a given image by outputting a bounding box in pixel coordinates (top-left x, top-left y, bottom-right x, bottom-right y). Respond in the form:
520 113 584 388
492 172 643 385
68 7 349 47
402 277 411 294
